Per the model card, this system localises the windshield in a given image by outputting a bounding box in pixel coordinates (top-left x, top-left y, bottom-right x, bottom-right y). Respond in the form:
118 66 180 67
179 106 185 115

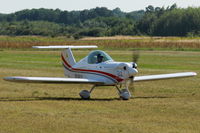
87 50 113 64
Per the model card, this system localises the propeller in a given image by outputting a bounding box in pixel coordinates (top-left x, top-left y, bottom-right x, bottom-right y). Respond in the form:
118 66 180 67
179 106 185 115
132 50 140 64
129 49 140 95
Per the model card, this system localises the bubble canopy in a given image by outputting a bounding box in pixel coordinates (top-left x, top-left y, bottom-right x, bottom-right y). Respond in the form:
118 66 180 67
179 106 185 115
87 50 113 64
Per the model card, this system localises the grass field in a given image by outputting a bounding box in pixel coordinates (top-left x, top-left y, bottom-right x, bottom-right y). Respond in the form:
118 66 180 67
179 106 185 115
0 47 200 133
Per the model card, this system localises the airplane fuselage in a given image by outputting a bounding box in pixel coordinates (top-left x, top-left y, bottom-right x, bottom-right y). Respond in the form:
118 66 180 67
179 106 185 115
61 50 138 85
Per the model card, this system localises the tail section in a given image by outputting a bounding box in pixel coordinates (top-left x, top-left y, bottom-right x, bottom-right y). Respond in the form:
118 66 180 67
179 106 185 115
61 48 78 77
33 45 97 77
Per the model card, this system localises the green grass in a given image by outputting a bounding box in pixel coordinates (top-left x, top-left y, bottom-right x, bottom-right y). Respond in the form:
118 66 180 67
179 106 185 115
0 49 200 133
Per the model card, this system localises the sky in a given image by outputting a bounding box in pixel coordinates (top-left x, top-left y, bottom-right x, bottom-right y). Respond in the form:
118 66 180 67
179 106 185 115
0 0 199 13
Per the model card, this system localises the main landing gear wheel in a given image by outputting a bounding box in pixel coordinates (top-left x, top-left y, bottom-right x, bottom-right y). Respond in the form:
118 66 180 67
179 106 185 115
119 89 131 100
79 85 96 100
79 90 90 99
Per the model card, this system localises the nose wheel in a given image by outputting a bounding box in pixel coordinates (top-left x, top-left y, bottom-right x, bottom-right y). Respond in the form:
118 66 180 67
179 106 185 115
119 89 131 100
115 86 131 100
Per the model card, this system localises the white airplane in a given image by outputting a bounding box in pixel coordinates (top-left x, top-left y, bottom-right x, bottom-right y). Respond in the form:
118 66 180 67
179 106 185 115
4 45 197 100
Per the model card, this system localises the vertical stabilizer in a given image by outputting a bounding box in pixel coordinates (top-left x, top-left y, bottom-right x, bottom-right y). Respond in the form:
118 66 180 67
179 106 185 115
61 48 76 67
61 48 76 77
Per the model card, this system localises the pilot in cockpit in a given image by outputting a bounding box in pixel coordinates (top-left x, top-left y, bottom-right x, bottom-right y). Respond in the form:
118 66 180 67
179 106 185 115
97 54 104 63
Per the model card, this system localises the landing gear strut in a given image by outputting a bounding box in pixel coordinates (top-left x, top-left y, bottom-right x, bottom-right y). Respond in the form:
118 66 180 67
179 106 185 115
79 85 96 99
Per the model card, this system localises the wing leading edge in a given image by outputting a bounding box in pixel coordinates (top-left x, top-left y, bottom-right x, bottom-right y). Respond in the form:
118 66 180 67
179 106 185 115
4 77 104 85
134 72 197 82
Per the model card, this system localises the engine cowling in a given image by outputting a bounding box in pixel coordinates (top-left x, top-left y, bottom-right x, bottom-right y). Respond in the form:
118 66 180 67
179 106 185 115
116 63 138 79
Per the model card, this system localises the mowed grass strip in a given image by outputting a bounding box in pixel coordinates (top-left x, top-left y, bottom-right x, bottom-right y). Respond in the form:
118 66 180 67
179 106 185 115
0 49 199 133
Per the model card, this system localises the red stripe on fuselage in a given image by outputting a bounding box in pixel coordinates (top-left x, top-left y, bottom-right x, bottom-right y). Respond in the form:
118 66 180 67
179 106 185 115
61 54 123 82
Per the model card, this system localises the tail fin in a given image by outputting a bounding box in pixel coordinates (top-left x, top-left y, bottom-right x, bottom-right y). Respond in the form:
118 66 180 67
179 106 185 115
61 48 76 67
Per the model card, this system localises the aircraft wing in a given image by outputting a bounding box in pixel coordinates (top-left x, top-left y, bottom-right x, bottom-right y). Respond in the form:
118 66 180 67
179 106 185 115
4 76 104 85
134 72 197 82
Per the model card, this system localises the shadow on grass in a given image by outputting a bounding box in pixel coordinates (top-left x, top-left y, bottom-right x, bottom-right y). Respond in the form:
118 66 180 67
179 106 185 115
0 96 172 102
0 97 120 102
133 96 172 99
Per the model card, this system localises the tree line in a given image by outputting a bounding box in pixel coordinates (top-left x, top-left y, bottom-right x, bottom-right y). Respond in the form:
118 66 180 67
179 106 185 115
0 4 200 38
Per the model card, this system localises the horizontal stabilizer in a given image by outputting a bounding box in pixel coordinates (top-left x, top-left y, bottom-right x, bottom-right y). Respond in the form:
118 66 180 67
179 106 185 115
32 45 98 49
134 72 197 82
4 76 104 85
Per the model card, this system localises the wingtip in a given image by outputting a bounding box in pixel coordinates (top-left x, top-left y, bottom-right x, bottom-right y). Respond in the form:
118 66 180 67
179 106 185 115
183 72 197 76
3 76 21 81
192 72 197 76
32 46 39 48
186 72 197 76
3 77 12 81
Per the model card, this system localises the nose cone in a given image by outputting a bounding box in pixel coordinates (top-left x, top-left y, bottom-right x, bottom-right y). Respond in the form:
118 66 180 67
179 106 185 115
128 67 138 77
